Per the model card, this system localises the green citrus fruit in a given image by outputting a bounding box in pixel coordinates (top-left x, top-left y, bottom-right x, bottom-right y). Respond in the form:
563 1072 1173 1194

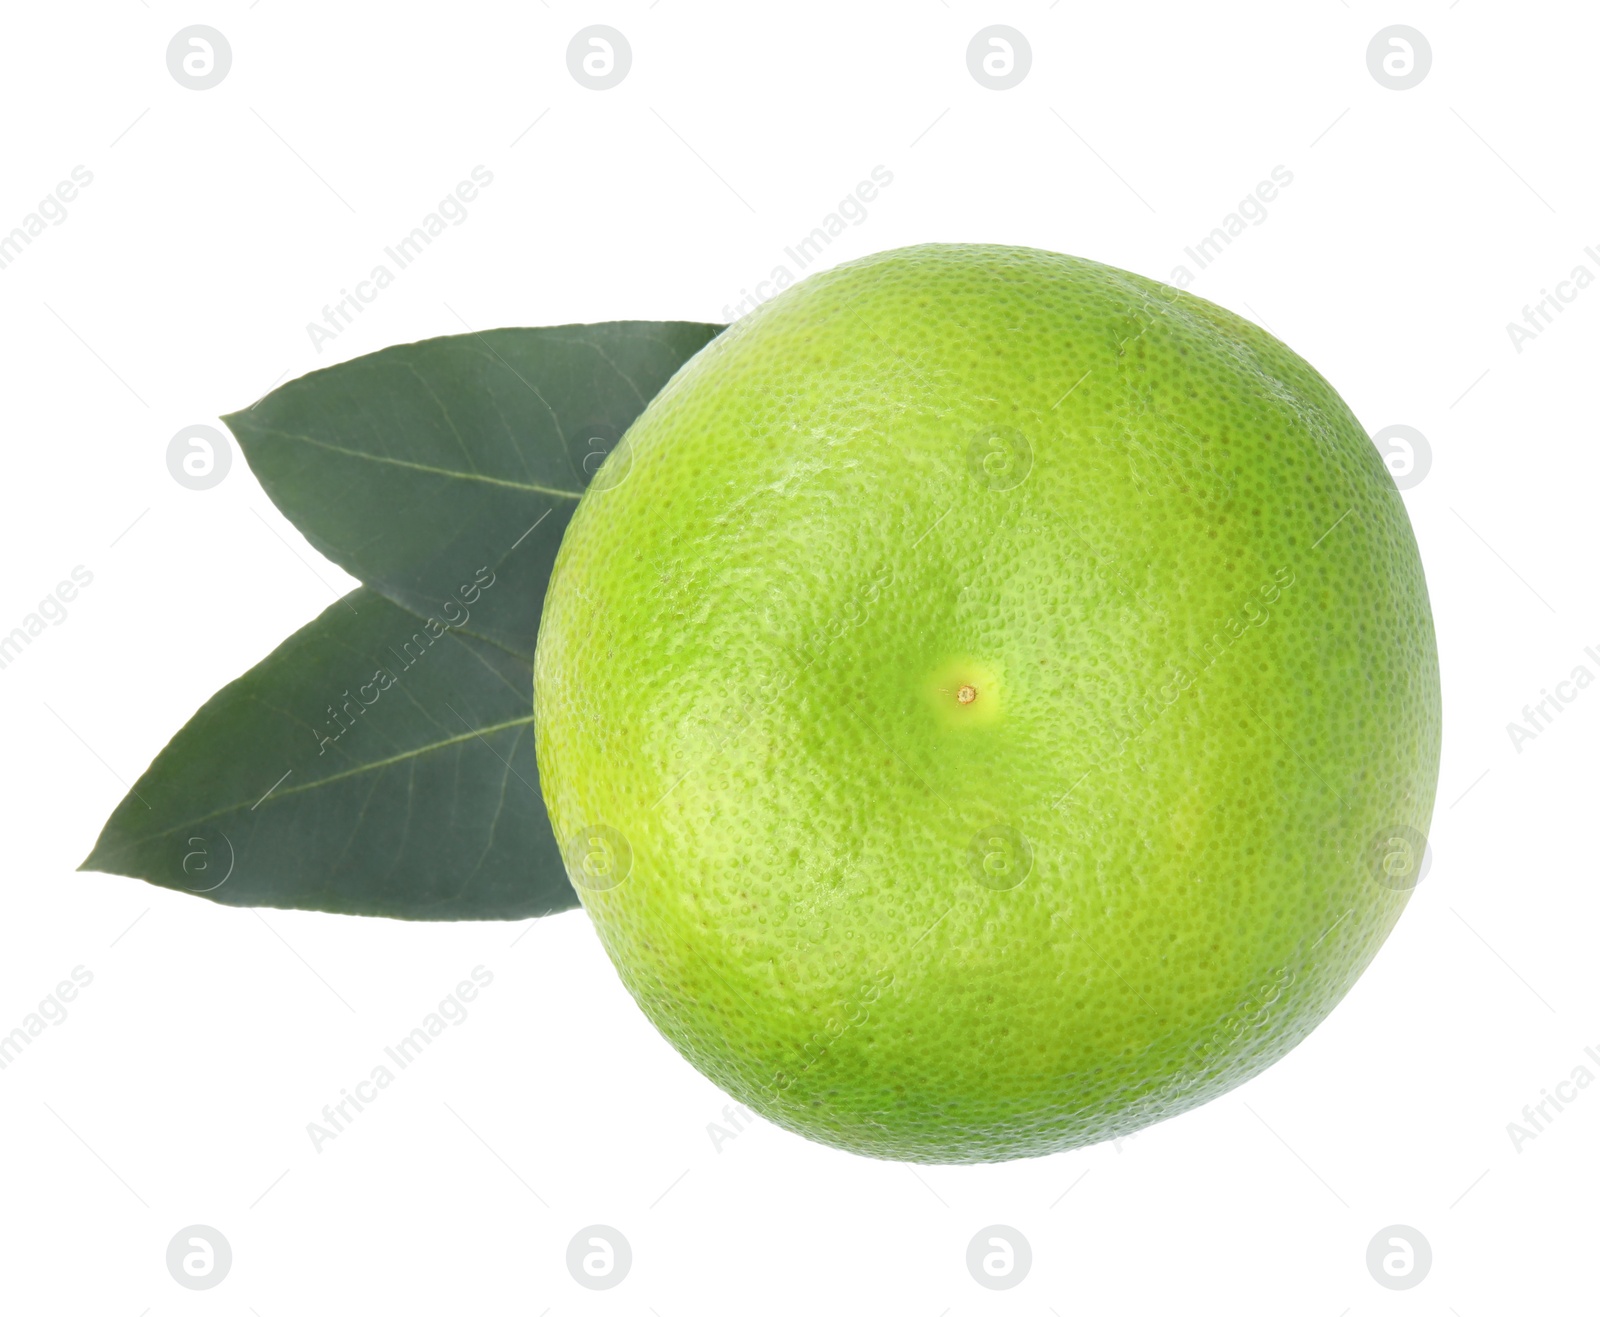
533 244 1441 1163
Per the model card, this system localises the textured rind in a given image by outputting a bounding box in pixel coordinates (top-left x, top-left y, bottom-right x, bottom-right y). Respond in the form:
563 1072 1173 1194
533 245 1442 1163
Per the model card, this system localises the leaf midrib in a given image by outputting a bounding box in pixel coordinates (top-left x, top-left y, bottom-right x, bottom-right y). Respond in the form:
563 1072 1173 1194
89 714 538 858
235 423 583 500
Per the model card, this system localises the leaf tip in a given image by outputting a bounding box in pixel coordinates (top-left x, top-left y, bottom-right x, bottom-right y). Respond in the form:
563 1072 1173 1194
77 836 116 875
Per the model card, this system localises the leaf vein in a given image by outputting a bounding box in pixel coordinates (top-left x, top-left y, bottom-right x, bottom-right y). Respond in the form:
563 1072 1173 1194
240 425 581 499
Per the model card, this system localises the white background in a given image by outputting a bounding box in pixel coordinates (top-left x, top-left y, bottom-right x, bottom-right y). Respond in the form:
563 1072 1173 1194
0 3 1593 1313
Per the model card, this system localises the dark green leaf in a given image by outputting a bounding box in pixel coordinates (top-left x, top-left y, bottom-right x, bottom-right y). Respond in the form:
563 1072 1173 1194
81 587 572 921
222 322 722 661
